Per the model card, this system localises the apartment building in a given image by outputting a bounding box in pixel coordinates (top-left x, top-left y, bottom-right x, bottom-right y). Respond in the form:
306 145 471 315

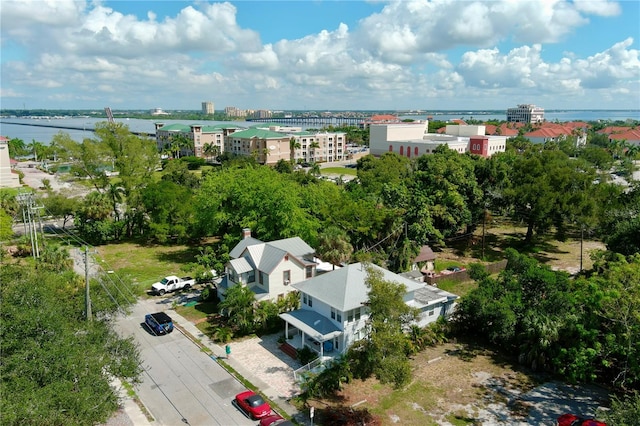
506 104 545 123
224 128 291 165
201 101 215 115
289 131 346 163
154 122 242 159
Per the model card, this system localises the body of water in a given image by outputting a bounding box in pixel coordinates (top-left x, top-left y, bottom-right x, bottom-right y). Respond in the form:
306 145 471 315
1 110 638 145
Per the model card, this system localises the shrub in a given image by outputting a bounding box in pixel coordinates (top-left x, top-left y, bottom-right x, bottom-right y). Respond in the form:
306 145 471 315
297 346 318 366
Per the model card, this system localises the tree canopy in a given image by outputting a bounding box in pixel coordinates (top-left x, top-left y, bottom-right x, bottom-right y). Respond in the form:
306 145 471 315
0 261 141 425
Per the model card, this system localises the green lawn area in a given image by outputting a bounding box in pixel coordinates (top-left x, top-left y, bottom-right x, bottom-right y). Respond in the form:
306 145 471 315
174 301 218 323
95 241 204 294
321 166 357 176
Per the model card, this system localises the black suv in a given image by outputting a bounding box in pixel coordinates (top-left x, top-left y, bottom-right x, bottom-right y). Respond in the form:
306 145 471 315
145 312 174 335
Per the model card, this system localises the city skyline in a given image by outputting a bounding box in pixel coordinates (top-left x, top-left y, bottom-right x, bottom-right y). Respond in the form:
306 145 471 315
1 0 639 111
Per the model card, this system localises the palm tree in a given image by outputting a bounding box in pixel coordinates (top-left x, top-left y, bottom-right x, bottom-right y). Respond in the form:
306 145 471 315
309 140 320 162
203 143 216 162
309 162 321 177
219 285 256 334
316 226 353 269
289 137 301 163
262 147 271 164
106 183 125 221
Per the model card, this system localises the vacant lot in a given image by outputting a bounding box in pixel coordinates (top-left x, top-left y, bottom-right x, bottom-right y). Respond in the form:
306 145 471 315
315 340 609 426
437 222 605 273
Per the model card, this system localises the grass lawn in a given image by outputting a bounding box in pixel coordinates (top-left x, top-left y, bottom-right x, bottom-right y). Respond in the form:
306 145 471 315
174 301 218 323
321 167 357 176
95 241 206 294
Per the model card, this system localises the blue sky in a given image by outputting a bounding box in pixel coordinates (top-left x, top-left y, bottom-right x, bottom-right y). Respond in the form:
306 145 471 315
1 0 639 111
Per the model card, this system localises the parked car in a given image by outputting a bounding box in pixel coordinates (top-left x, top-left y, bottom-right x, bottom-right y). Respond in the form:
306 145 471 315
446 266 463 272
144 312 174 335
259 414 294 426
234 390 271 419
557 413 607 426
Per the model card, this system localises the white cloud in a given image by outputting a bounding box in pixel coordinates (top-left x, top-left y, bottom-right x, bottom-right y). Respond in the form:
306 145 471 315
573 0 621 16
0 0 636 110
456 38 639 97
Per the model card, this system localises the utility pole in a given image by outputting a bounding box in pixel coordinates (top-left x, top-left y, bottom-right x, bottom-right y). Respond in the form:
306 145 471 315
580 225 584 273
84 246 92 321
17 192 42 260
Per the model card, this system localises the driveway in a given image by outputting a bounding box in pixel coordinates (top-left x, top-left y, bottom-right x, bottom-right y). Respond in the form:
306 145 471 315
227 333 303 399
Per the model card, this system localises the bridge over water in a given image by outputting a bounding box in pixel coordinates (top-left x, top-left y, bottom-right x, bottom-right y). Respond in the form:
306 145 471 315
247 116 366 127
1 120 155 137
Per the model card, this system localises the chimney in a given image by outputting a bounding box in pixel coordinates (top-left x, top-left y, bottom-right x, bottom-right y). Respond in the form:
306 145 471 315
242 228 251 239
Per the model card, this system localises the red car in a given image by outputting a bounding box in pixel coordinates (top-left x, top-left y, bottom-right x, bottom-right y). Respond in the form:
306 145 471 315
259 414 294 426
557 413 607 426
234 390 271 419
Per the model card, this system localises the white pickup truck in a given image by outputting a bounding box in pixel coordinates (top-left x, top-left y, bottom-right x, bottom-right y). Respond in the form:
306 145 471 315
151 275 196 296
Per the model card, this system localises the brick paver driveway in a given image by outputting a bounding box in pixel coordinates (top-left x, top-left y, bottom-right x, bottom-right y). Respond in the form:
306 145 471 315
229 333 303 399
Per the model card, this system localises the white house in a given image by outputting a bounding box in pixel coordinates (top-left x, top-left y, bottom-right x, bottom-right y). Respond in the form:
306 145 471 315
279 262 458 358
218 229 317 302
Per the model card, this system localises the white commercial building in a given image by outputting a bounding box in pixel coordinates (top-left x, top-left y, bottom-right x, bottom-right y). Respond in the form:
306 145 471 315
0 136 20 188
506 104 545 123
369 122 506 158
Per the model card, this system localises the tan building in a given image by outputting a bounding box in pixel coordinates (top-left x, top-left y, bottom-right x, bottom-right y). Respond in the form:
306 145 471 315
224 128 292 165
238 125 347 164
290 131 346 163
201 101 215 115
154 123 242 159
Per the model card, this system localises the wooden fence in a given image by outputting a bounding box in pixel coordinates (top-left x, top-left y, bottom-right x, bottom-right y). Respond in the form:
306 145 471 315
424 259 508 286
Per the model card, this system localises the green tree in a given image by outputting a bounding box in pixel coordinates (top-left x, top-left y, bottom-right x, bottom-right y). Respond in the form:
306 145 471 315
602 392 640 425
7 137 28 158
141 180 195 243
218 285 256 335
194 166 321 242
356 152 412 198
316 226 353 269
308 140 320 161
274 159 293 174
289 137 301 163
359 265 418 388
505 149 596 242
0 263 141 425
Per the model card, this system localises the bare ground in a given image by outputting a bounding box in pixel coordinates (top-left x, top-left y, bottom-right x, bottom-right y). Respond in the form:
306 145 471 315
322 341 610 426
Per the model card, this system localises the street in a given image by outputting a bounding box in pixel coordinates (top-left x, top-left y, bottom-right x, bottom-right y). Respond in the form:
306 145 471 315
115 299 255 426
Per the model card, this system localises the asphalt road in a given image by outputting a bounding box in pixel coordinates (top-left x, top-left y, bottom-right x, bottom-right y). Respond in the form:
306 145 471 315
114 299 255 426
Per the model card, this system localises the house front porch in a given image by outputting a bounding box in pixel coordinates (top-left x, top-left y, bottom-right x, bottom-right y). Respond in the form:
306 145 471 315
279 309 343 359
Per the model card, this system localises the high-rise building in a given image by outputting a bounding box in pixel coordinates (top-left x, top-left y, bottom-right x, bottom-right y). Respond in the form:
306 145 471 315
506 104 544 123
202 101 215 115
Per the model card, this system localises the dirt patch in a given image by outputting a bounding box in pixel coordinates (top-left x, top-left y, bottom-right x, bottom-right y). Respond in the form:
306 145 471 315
435 224 606 274
318 341 609 426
